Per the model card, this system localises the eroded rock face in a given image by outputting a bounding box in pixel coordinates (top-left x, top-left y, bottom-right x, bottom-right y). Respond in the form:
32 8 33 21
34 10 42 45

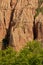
10 8 34 51
10 0 38 51
0 0 38 51
35 13 43 42
0 10 6 41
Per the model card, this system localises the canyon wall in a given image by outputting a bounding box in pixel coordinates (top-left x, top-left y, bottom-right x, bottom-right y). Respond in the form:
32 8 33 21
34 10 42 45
0 0 43 51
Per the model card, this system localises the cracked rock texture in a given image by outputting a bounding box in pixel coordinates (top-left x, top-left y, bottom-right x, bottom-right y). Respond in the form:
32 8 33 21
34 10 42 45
35 13 43 42
0 0 43 51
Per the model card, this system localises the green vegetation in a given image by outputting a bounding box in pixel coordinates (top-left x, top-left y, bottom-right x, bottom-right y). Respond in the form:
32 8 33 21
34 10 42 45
35 0 43 18
38 0 43 7
0 41 43 65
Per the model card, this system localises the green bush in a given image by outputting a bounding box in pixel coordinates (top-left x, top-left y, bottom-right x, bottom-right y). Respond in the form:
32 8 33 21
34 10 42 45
0 41 43 65
0 47 16 65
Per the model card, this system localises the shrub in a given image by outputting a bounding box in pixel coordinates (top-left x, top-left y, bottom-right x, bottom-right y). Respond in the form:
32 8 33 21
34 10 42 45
15 41 43 65
0 47 16 65
0 41 43 65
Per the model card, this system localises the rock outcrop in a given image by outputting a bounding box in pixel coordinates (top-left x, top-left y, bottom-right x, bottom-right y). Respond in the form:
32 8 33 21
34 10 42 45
9 0 38 51
0 0 43 51
35 13 43 42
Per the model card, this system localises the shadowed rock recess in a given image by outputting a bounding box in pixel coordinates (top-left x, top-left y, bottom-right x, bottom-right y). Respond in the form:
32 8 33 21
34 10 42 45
0 0 43 51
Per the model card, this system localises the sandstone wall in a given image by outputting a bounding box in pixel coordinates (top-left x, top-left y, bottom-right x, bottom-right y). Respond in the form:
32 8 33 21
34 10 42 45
0 0 40 51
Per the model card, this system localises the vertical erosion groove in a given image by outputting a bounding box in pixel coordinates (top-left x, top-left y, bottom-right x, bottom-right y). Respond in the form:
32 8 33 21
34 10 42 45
2 0 18 49
33 17 38 40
